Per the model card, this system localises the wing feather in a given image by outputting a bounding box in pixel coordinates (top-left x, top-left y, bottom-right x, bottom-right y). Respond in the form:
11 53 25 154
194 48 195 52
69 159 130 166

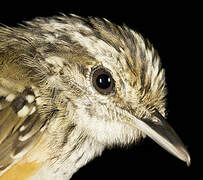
0 85 45 173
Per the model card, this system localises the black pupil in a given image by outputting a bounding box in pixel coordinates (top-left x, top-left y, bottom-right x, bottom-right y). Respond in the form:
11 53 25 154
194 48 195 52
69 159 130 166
96 74 111 89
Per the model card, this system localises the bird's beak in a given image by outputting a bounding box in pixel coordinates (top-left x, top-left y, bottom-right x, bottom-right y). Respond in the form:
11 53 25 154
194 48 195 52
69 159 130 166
127 109 191 166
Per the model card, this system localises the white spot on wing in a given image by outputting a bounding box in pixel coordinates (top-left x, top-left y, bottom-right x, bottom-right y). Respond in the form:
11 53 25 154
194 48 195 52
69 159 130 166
17 105 29 117
26 95 35 103
5 93 16 102
19 125 26 132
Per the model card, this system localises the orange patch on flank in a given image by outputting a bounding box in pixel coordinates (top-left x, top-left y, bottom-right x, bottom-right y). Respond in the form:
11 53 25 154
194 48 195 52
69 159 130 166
0 161 41 180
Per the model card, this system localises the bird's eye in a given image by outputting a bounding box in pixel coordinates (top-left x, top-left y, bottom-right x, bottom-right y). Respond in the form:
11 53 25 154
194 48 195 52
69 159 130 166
92 67 115 95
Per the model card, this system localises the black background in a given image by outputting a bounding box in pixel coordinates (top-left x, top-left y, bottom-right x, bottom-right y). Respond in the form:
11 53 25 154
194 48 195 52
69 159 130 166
0 1 197 179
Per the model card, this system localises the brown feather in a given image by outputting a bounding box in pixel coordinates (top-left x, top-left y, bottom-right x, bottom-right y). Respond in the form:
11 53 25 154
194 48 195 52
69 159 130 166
0 66 45 173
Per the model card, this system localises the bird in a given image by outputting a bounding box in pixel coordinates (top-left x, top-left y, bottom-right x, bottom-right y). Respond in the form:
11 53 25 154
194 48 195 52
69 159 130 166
0 14 190 180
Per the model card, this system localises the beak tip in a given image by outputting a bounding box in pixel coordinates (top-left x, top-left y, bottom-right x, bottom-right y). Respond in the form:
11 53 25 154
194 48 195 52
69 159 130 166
179 146 191 167
186 160 191 167
185 152 191 167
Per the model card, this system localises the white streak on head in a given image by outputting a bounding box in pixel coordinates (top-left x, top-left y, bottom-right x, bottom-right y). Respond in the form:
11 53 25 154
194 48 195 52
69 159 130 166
38 17 92 36
130 30 146 52
70 32 119 64
45 56 65 68
74 22 92 33
44 33 57 42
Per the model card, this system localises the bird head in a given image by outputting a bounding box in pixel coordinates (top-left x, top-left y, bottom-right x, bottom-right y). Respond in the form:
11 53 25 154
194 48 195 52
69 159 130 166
0 14 190 179
24 15 189 165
